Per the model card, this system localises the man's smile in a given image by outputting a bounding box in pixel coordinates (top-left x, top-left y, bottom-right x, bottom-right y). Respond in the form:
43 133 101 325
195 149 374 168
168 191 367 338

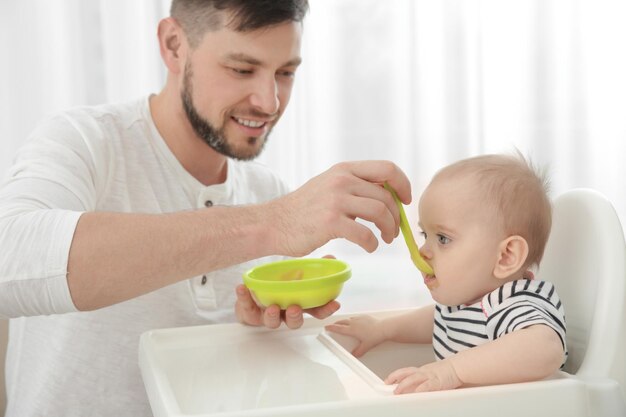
232 116 268 128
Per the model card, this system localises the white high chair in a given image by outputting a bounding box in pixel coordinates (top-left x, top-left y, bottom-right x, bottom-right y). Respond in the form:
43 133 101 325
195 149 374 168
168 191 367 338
539 188 626 408
139 189 626 417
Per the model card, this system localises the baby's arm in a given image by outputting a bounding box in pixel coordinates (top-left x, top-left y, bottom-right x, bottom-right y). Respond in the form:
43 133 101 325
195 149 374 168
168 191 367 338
387 324 564 394
325 304 435 357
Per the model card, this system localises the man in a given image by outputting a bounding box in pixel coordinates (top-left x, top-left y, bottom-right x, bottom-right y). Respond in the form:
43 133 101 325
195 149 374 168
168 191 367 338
0 1 411 415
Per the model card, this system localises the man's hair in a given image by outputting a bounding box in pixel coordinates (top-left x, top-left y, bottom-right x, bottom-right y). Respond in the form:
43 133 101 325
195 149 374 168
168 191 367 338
170 0 309 48
431 152 552 268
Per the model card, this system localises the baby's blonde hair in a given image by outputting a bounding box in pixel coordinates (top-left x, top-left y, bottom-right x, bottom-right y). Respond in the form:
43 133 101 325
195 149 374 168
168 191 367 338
431 152 552 268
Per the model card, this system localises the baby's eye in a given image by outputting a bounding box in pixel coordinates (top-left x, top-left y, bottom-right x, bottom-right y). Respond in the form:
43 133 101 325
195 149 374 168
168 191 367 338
419 230 427 239
437 234 451 245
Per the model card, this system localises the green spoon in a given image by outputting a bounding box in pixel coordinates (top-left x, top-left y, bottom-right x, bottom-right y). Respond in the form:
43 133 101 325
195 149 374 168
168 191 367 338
384 183 434 275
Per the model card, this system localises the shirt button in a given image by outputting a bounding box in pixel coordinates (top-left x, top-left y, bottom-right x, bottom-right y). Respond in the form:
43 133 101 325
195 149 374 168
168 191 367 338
204 200 213 207
201 275 207 285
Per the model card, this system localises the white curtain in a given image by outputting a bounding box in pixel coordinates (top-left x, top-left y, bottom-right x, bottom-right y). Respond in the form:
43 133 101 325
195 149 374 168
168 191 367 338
266 0 626 260
1 0 625 262
0 0 169 174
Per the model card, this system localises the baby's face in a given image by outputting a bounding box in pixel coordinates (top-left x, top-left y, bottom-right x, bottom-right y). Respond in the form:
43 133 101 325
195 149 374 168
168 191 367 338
417 177 506 306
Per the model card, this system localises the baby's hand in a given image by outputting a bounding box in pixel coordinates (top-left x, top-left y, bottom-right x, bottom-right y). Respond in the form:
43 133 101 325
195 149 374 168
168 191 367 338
324 315 386 357
385 360 462 394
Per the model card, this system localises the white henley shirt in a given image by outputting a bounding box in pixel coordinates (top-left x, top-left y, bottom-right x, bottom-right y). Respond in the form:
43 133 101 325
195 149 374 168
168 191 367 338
0 97 288 416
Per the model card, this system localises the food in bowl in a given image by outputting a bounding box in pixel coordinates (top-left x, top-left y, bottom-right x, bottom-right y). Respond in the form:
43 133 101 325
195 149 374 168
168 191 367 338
280 269 304 281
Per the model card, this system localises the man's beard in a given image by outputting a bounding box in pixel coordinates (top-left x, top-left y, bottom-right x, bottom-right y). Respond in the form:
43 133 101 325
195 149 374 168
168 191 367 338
181 63 272 161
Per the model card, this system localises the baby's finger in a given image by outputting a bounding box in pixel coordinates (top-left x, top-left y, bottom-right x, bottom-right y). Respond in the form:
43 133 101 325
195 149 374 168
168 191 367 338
414 379 438 393
385 366 419 384
351 343 372 358
394 372 429 394
324 322 353 334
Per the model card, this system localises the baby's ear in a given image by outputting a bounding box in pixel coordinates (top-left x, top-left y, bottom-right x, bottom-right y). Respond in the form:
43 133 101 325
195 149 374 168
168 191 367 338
493 235 529 279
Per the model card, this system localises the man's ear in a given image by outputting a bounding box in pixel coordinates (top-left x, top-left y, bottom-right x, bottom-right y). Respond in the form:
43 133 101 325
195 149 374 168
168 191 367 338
493 235 529 279
157 17 187 74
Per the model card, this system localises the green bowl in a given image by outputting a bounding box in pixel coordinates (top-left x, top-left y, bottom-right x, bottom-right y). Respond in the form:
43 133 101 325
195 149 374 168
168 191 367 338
243 258 352 309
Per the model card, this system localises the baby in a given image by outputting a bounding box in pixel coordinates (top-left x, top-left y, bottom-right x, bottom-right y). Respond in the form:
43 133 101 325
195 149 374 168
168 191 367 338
326 153 567 394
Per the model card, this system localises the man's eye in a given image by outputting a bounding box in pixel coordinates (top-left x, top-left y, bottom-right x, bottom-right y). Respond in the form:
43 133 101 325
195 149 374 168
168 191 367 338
278 70 295 78
437 234 451 245
232 68 253 75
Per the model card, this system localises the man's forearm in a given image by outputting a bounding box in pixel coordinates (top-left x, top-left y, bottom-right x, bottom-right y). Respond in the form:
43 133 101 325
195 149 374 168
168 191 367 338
67 204 275 311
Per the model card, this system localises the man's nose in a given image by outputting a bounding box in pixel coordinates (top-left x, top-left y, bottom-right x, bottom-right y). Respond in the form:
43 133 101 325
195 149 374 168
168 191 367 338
249 76 280 115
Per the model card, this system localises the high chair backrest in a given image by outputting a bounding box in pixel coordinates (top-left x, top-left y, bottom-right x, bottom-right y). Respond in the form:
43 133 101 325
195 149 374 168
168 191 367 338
539 189 626 380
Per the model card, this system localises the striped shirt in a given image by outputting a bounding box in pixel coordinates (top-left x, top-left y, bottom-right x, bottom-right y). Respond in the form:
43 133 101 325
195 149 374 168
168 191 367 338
432 279 567 366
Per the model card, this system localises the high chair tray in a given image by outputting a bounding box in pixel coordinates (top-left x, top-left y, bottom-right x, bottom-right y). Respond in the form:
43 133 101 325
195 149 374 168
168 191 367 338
139 311 625 417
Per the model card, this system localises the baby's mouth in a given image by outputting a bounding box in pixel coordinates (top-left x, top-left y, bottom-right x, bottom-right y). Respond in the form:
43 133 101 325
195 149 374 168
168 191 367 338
424 274 439 289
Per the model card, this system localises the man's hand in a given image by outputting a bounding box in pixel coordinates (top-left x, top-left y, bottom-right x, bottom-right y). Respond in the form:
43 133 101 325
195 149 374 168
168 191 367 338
235 284 340 329
267 161 412 257
385 360 462 394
